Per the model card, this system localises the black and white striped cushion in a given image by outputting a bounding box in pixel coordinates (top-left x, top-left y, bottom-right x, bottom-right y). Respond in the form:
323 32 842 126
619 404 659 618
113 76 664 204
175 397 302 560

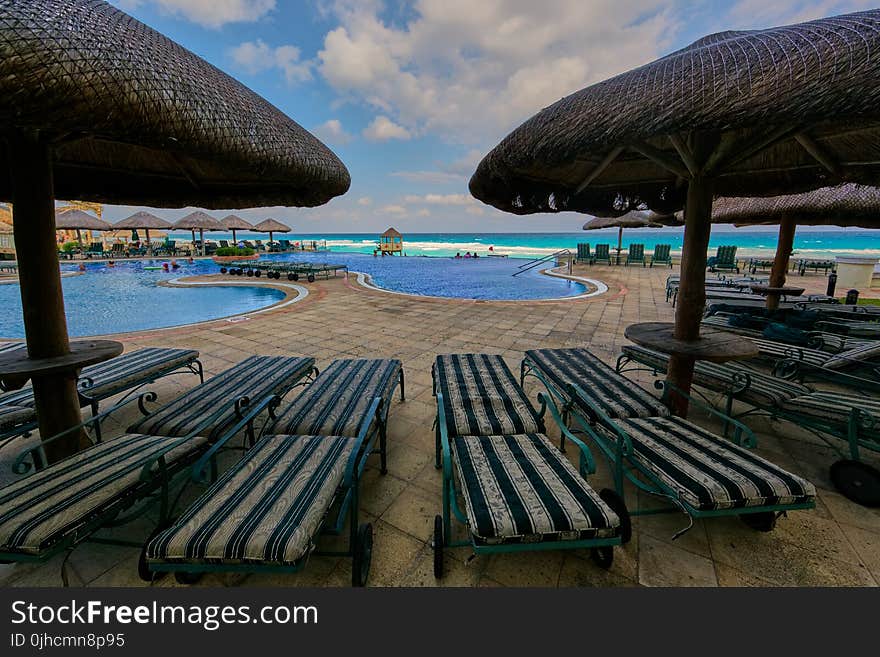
613 416 815 511
778 391 880 425
146 435 355 566
0 405 36 432
434 354 541 438
0 433 207 554
526 348 670 419
749 339 830 367
452 433 619 545
268 359 401 437
620 345 810 408
823 341 880 370
128 356 314 440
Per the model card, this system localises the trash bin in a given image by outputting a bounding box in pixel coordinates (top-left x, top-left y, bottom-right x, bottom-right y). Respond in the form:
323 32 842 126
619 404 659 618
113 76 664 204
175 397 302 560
835 255 878 291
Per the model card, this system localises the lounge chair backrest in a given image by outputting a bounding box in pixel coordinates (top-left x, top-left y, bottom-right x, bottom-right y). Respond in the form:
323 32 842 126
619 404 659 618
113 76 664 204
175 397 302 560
577 243 591 260
629 244 644 260
595 244 610 260
219 240 229 248
716 245 737 263
654 244 670 260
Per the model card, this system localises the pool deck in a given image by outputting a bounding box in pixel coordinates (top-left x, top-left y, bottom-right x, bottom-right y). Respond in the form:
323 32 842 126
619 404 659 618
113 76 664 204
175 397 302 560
2 263 879 588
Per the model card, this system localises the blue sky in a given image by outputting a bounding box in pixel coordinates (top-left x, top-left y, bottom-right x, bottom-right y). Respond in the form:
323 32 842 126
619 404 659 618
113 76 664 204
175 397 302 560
106 0 873 232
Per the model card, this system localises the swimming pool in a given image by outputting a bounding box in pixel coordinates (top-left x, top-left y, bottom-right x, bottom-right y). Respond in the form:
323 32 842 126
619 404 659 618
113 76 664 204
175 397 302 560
0 259 285 338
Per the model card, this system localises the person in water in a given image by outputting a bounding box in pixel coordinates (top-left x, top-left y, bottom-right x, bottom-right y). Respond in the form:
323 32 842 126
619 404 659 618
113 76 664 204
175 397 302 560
107 260 115 267
170 259 180 269
473 252 479 258
187 256 194 264
78 263 86 272
454 252 461 259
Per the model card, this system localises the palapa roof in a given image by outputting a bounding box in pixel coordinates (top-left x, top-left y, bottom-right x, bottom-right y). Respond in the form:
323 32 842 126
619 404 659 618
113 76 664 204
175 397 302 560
583 210 678 230
221 215 254 231
55 209 111 231
382 227 403 237
470 10 880 216
113 211 172 230
0 0 350 209
173 211 223 231
708 183 880 228
252 218 290 233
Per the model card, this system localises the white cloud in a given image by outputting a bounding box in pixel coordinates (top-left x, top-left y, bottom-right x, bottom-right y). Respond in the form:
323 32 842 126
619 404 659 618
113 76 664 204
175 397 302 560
117 0 276 28
379 204 407 215
404 193 471 205
724 0 872 28
445 149 485 175
362 115 412 141
357 196 373 206
230 39 312 84
416 208 431 217
313 119 353 145
465 206 485 216
390 171 464 184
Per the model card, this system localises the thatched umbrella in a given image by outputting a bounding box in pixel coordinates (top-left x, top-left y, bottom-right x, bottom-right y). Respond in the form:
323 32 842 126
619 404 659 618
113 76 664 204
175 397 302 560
0 0 350 460
708 184 880 308
582 210 678 263
113 211 172 256
221 214 253 245
173 211 224 256
470 9 880 416
252 218 291 243
55 209 111 249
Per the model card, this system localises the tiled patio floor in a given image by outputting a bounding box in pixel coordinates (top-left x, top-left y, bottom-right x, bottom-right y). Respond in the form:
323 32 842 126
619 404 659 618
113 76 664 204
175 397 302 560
2 263 878 587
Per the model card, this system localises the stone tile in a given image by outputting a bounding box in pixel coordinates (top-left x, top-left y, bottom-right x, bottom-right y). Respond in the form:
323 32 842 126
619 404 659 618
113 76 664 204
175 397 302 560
638 534 718 587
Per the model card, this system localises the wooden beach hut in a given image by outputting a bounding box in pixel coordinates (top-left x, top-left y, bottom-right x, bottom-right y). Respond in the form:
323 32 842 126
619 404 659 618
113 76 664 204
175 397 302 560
379 227 403 255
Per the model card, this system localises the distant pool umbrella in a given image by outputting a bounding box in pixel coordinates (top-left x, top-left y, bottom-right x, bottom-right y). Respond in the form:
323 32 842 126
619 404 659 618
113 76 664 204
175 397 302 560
55 209 112 249
222 214 254 244
173 211 224 256
253 218 291 243
113 211 172 256
0 0 351 461
709 184 880 309
470 9 880 416
582 210 677 261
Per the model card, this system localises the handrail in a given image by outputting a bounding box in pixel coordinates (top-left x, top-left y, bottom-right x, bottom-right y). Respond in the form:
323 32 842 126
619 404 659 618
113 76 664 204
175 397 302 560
512 249 572 277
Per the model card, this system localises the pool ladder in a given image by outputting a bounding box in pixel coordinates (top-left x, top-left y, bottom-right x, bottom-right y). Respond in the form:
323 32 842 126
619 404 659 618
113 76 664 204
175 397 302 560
512 249 573 277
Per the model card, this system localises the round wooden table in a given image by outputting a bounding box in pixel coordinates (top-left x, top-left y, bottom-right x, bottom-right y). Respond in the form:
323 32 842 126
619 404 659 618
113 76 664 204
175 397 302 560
0 340 123 391
624 322 758 363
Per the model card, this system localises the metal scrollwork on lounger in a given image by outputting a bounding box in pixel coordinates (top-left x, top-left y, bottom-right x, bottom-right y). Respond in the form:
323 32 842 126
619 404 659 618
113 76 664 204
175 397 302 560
137 390 159 416
729 370 752 395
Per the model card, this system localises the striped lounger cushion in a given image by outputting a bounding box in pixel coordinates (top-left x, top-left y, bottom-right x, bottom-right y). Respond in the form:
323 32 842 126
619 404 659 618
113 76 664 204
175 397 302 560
0 405 36 432
749 339 830 367
526 348 669 419
822 341 880 370
452 433 620 545
612 416 815 511
778 392 880 426
0 434 207 555
0 347 199 409
620 345 810 408
434 354 542 438
128 356 315 440
146 435 355 566
267 359 401 437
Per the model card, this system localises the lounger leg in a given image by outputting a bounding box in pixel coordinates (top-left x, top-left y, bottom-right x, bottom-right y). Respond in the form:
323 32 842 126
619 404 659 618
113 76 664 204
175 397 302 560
91 400 103 443
399 369 406 401
434 420 441 469
194 359 204 384
379 422 388 475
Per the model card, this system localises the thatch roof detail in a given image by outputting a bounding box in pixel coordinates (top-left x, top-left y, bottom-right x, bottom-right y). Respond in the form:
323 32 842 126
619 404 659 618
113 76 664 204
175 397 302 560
221 215 254 231
55 209 111 231
583 210 678 230
252 218 290 233
173 211 223 231
113 211 172 230
382 227 403 237
0 0 350 209
470 9 880 216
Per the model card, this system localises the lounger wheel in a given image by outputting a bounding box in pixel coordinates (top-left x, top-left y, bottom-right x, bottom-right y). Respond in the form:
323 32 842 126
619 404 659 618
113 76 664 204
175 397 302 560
219 267 227 274
433 515 444 579
307 273 315 283
599 488 632 544
589 546 614 570
830 459 880 507
739 512 777 532
246 269 254 277
352 523 373 587
254 270 262 278
174 571 203 585
292 273 299 281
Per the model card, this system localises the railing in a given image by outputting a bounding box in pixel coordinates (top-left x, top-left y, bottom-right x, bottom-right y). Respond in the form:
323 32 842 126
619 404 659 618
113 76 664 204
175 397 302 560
513 249 572 277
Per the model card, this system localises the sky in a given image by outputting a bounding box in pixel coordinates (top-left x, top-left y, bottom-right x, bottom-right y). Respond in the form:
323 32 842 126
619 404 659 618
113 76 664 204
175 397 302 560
104 0 874 233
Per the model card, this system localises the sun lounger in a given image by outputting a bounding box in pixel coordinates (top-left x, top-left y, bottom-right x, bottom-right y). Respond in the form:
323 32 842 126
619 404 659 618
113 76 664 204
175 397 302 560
145 358 404 586
708 245 739 273
593 243 612 265
431 353 622 576
650 243 672 268
0 346 202 445
797 259 836 276
701 314 872 354
625 243 645 266
576 242 592 264
523 347 816 534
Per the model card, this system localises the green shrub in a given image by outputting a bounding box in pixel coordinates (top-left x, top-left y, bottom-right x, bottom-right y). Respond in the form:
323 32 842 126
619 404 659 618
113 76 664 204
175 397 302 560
61 241 80 253
215 246 255 257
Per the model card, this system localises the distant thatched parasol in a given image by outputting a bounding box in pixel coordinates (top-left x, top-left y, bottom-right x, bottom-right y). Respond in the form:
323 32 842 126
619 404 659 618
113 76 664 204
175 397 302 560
113 211 172 255
173 211 223 255
252 218 291 243
0 0 351 460
222 214 254 244
55 209 111 248
471 9 880 415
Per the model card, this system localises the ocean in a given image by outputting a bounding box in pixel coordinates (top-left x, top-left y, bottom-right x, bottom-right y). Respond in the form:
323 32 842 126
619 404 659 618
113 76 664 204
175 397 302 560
164 228 880 260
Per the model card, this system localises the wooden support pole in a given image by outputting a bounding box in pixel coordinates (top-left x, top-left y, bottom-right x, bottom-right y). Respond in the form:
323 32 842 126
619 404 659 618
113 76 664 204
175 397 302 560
9 132 84 461
666 175 714 417
767 215 796 311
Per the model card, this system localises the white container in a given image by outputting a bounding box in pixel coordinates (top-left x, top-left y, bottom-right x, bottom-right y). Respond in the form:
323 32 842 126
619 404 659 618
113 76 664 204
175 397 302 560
835 255 879 290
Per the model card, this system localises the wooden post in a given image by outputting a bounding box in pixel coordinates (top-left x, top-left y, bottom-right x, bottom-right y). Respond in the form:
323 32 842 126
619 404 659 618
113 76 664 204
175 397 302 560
145 227 152 256
9 132 84 460
766 215 796 311
199 228 205 256
667 175 714 417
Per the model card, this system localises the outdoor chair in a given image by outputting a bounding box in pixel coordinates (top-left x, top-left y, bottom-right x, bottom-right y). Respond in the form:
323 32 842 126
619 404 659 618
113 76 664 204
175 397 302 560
650 244 672 268
278 239 291 251
615 344 880 506
109 243 127 258
146 358 404 587
701 313 872 354
218 240 229 249
86 242 107 259
576 243 592 264
708 245 739 273
431 353 623 577
243 241 256 249
254 240 265 251
522 348 816 536
625 243 646 266
0 346 203 447
798 259 836 276
593 243 612 265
